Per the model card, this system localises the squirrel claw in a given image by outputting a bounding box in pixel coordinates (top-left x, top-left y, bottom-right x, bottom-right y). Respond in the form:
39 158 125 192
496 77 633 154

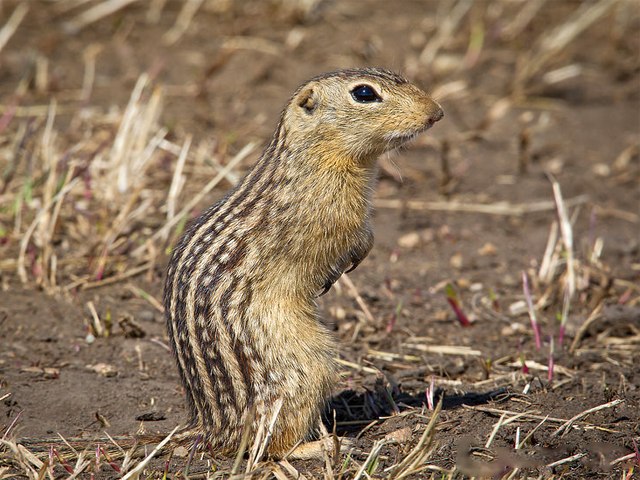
318 281 332 297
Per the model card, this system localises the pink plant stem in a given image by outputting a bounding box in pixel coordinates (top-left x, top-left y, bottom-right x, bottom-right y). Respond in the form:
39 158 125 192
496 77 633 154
100 447 121 473
547 335 555 382
618 288 632 305
0 98 18 134
426 376 435 411
53 448 74 474
445 284 471 327
520 354 529 374
2 409 22 440
386 300 402 333
94 248 107 280
49 445 54 478
93 445 101 478
446 298 471 326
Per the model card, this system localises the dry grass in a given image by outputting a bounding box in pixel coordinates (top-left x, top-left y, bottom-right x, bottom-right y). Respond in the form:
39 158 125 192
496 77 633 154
1 1 638 479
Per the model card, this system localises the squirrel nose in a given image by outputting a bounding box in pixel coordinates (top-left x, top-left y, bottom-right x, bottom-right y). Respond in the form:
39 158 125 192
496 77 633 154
425 104 444 128
432 106 444 122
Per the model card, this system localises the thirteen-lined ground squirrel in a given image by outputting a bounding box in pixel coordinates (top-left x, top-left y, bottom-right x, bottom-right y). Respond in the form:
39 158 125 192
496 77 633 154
163 68 443 457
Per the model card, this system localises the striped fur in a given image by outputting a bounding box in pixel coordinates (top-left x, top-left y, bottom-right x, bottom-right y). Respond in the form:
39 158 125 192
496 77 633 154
163 68 443 456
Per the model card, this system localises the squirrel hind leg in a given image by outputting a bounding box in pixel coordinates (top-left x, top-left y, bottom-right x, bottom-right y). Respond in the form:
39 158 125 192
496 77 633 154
281 437 355 460
145 424 203 450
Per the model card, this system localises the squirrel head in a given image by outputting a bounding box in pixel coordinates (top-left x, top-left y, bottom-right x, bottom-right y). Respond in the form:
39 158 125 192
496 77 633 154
280 68 443 168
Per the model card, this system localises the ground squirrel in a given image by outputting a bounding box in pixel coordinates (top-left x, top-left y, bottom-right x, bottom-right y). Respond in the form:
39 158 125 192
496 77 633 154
163 68 443 457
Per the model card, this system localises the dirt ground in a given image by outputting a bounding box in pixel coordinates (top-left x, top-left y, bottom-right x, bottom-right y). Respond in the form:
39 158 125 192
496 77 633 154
0 1 639 479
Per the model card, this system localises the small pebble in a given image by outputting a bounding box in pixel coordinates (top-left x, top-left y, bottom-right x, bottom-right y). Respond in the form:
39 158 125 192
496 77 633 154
478 242 497 256
592 163 610 177
398 231 420 248
450 253 463 269
87 363 118 377
509 300 527 315
330 306 346 320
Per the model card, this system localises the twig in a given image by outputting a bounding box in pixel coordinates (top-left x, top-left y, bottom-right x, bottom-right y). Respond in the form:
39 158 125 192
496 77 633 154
231 411 253 475
465 405 578 426
335 358 378 374
339 274 376 324
125 285 164 313
0 3 29 54
546 452 587 468
167 134 191 221
120 426 178 479
367 349 421 362
609 452 637 467
80 262 153 290
553 399 624 437
516 416 549 449
387 400 442 479
374 194 588 216
522 271 542 350
255 398 283 462
353 438 386 480
35 58 49 93
279 459 307 480
538 220 559 283
163 0 204 45
17 178 80 283
419 0 473 65
64 0 141 34
593 205 639 223
518 127 530 174
81 44 102 102
558 288 571 346
569 302 604 353
110 74 163 199
132 142 255 257
485 413 508 448
549 174 576 296
2 410 22 441
221 36 282 56
87 301 104 337
514 0 617 94
547 335 555 382
403 344 482 356
504 359 574 377
501 0 548 41
0 104 76 117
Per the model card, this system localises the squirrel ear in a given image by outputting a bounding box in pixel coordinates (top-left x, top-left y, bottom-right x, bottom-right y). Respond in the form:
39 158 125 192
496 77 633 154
297 87 317 113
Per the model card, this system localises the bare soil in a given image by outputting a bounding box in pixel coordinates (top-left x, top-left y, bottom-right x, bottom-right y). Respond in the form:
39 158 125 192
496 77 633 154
1 1 638 478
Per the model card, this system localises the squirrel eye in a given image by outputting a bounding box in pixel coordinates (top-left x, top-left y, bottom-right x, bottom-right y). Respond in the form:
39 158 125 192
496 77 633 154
351 84 382 103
